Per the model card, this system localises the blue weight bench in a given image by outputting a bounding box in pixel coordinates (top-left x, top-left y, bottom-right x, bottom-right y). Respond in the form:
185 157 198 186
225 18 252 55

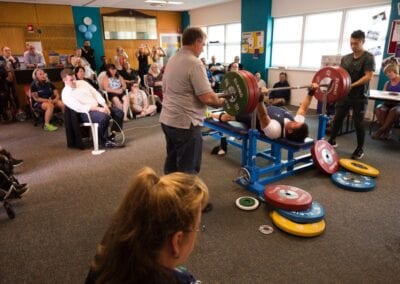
244 129 314 198
203 118 315 199
203 119 249 166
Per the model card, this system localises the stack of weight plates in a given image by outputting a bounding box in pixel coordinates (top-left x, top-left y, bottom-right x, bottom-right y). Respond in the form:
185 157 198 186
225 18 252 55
331 159 379 192
264 185 326 237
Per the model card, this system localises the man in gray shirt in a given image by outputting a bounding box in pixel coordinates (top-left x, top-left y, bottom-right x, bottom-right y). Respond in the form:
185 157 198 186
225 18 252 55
23 44 46 68
160 27 225 177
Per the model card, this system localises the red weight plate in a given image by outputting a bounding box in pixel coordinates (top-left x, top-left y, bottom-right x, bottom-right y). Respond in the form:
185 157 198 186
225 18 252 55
241 70 259 113
264 185 313 211
240 71 255 114
312 66 349 104
311 140 340 174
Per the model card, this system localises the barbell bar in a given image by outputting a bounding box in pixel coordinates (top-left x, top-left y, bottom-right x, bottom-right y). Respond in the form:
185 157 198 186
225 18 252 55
217 83 332 98
218 66 351 116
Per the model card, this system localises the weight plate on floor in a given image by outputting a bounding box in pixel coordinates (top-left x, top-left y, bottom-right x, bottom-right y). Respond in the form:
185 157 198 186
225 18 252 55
311 140 339 174
312 66 350 104
221 71 249 116
270 211 326 237
276 201 325 224
235 196 260 211
264 185 313 211
339 159 380 177
331 170 376 192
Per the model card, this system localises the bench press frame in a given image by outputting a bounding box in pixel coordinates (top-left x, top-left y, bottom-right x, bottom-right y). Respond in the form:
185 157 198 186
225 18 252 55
203 112 329 199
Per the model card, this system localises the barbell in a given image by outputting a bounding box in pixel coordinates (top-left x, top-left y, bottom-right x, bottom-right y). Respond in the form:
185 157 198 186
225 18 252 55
218 67 351 116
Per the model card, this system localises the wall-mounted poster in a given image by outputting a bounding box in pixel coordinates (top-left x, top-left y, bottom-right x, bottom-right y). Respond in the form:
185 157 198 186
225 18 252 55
160 33 182 66
241 31 264 54
387 20 400 54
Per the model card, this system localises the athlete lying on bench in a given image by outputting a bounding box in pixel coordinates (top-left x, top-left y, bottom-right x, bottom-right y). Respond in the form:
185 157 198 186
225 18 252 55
207 83 318 142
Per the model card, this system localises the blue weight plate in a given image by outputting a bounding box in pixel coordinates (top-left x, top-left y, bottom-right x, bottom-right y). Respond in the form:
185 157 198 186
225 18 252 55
331 170 376 192
276 201 325 224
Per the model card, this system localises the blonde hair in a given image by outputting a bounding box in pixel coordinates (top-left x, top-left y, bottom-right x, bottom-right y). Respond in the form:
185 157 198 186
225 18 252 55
384 63 399 75
90 167 209 283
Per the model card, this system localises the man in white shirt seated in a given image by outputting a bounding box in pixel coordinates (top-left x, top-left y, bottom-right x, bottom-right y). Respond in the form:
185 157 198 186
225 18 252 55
60 69 124 148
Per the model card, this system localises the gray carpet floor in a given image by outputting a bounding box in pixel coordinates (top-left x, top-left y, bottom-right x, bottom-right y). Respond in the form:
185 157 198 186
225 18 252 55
1 112 399 284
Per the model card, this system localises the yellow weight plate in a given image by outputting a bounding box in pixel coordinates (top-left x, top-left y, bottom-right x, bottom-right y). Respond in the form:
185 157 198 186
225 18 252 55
270 211 326 237
339 159 380 177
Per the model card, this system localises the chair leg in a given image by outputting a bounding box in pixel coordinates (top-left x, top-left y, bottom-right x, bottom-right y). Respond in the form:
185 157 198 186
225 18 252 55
91 123 105 155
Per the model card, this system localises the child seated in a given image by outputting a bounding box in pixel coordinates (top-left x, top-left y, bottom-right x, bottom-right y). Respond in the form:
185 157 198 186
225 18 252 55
128 81 156 118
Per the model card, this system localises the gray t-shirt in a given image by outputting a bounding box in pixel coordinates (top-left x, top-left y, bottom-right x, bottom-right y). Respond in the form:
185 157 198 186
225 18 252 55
159 47 213 129
340 51 375 99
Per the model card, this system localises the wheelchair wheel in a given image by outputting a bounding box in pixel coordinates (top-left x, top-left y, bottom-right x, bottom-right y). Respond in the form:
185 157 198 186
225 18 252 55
108 119 126 146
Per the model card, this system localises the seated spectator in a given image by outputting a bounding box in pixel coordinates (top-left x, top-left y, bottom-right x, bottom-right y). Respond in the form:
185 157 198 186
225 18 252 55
201 57 216 89
30 68 64 131
230 63 240 72
119 61 140 89
103 64 129 122
208 55 225 91
0 46 25 119
147 63 163 101
74 66 98 90
23 44 45 68
114 46 128 71
85 167 209 284
151 45 166 64
70 47 96 81
128 81 156 118
99 56 108 73
255 71 266 89
372 63 400 140
228 56 243 71
0 146 28 198
268 72 291 106
61 68 124 149
0 145 23 168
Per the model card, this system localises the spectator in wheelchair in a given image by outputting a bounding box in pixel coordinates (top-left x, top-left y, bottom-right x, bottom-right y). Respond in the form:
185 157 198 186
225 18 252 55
0 145 28 199
372 63 400 140
128 80 156 118
31 68 64 131
85 167 208 284
61 68 124 149
103 64 130 122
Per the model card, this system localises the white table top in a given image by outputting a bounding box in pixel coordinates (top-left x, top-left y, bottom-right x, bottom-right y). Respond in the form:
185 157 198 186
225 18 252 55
368 89 400 102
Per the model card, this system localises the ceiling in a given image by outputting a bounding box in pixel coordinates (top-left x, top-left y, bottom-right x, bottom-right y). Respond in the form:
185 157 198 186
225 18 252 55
0 0 235 11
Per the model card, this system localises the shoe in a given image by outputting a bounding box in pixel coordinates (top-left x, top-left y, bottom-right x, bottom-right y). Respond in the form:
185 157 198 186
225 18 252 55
202 203 213 213
217 149 226 156
12 158 24 167
351 147 364 160
44 123 58 132
15 185 29 197
104 139 124 149
371 129 384 140
328 139 338 148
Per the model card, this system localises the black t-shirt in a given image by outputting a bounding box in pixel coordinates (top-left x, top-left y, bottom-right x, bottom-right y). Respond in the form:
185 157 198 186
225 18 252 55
340 51 375 99
269 81 291 100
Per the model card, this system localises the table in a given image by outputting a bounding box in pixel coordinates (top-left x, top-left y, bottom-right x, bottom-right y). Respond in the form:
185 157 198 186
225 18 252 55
367 89 400 134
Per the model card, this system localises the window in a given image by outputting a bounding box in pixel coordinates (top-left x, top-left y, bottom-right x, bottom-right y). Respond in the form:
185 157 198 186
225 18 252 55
272 4 391 72
271 16 303 67
200 23 241 64
102 10 157 40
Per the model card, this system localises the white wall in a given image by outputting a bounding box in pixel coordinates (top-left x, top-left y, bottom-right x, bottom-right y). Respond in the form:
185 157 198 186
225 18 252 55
189 0 241 26
272 0 390 17
267 68 378 119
